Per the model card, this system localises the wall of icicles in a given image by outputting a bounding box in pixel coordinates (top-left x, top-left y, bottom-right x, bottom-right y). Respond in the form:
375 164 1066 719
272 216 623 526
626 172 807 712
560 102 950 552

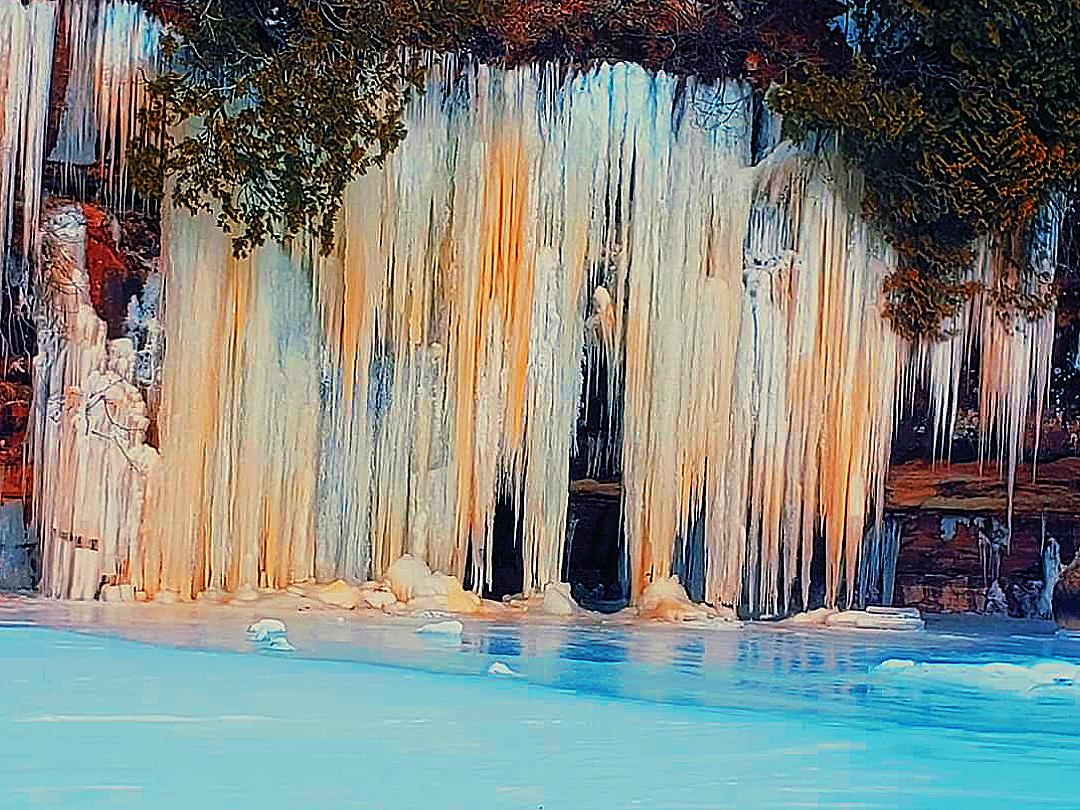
5 0 1060 613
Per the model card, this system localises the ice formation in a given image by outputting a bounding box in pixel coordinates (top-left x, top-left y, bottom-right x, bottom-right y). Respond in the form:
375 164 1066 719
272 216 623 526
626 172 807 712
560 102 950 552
0 0 57 270
134 60 913 613
11 16 1061 615
48 0 162 206
29 203 158 600
910 212 1059 542
1038 536 1063 620
246 618 288 642
637 576 713 622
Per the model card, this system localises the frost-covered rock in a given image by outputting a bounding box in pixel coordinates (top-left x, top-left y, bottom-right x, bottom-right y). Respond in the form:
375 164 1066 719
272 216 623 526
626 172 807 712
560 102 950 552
985 580 1008 615
1038 538 1063 620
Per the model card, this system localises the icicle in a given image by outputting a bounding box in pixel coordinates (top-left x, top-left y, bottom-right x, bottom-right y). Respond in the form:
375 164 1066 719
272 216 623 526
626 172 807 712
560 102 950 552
104 57 1036 615
0 0 57 268
47 0 161 207
48 0 99 178
93 0 161 209
142 180 322 599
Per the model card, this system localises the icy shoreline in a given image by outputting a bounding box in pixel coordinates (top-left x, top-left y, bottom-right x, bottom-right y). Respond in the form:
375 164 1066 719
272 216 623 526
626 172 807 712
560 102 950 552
0 589 1059 658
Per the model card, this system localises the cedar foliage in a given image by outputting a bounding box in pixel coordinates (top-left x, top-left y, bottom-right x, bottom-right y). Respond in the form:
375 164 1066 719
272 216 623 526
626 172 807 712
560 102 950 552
772 0 1079 339
130 0 847 256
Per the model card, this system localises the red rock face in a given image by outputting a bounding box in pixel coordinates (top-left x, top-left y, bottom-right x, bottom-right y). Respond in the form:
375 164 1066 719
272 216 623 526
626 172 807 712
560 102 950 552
80 204 147 339
895 512 1079 615
1054 563 1080 629
0 380 29 503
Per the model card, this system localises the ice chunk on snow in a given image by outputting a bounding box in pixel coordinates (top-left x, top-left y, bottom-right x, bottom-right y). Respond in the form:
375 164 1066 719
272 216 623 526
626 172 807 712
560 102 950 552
784 608 838 625
825 609 924 630
246 618 288 642
416 620 463 636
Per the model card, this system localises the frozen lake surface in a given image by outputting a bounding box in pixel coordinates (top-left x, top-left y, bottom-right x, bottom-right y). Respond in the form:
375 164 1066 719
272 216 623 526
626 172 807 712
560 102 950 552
2 596 1079 809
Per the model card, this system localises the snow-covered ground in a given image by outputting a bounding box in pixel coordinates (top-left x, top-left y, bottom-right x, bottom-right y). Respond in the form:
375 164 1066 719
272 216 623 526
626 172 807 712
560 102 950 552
2 594 1079 809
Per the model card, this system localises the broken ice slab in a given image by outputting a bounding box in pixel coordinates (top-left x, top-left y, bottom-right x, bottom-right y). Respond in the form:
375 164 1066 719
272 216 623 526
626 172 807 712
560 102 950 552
246 618 288 642
416 620 463 636
866 605 921 617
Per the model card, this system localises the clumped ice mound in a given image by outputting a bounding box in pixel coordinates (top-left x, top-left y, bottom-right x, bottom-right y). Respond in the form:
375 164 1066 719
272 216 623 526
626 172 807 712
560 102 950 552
501 581 583 615
289 580 399 610
541 582 578 615
385 555 483 614
386 555 432 602
637 576 732 623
